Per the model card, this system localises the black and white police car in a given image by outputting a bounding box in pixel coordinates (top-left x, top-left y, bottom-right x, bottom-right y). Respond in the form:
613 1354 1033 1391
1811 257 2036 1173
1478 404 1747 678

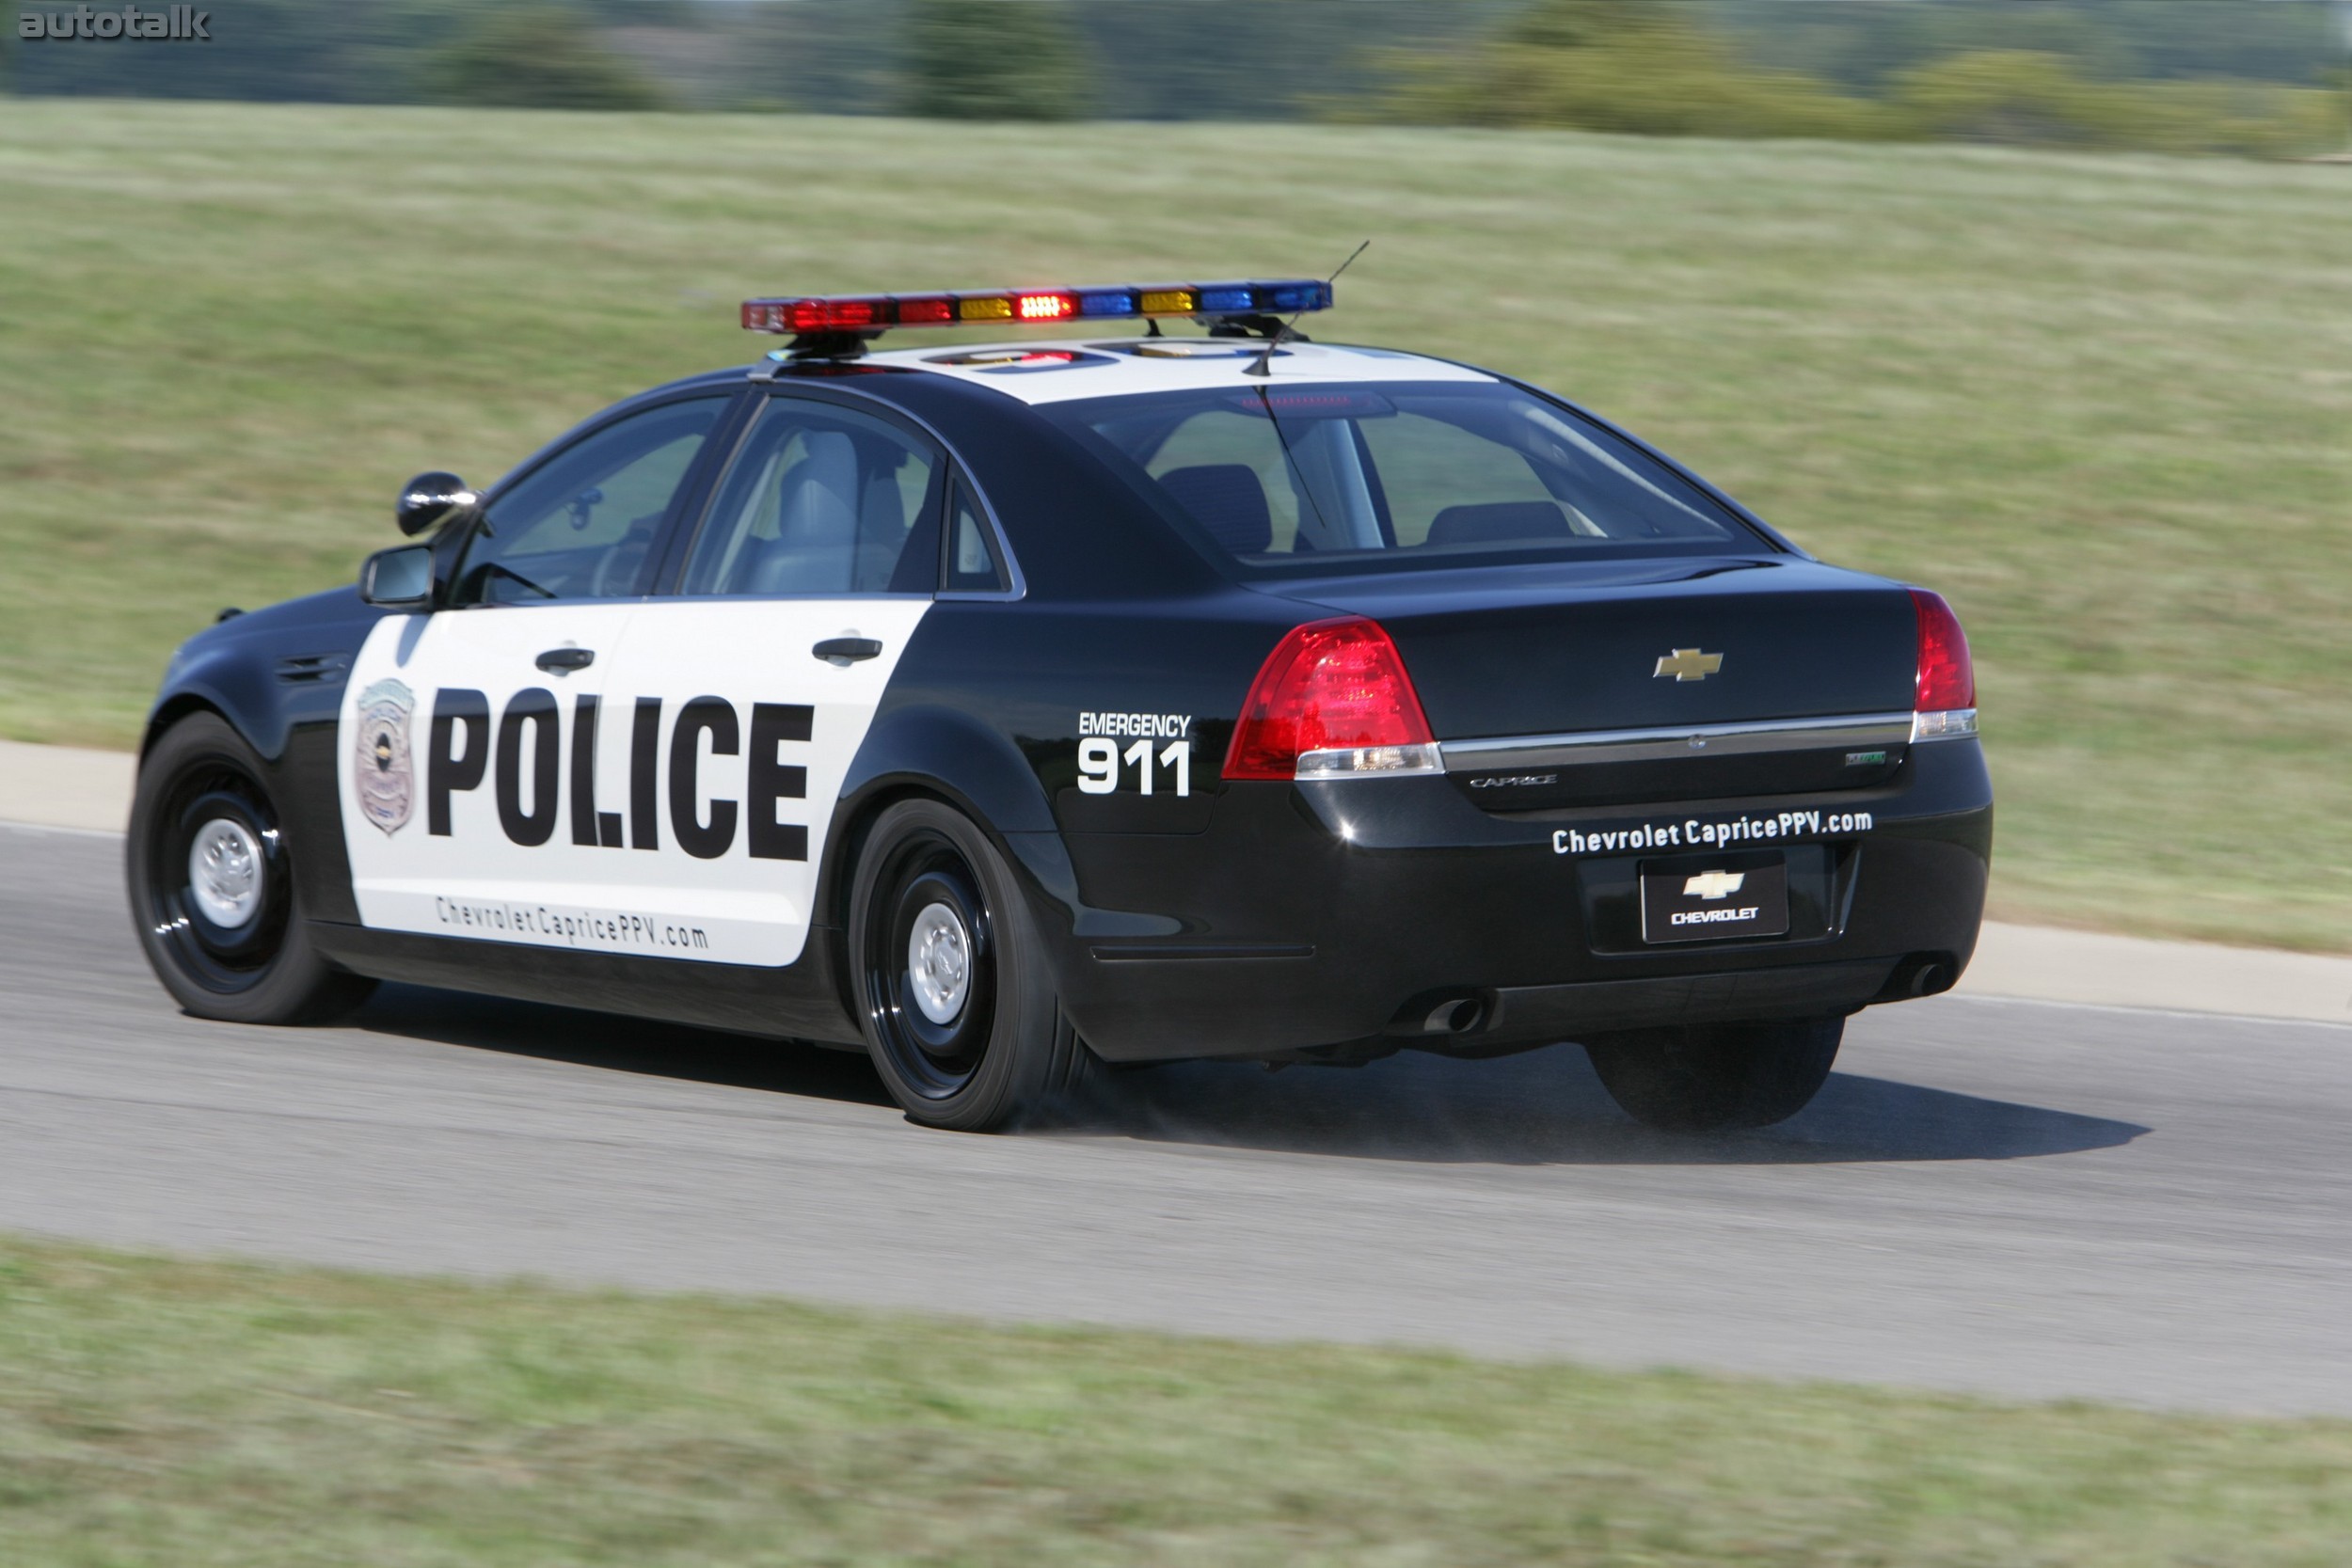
130 277 1991 1132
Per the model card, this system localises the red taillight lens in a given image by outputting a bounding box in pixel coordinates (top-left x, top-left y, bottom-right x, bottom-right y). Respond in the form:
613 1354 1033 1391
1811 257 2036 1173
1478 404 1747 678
1911 588 1975 712
1223 618 1436 781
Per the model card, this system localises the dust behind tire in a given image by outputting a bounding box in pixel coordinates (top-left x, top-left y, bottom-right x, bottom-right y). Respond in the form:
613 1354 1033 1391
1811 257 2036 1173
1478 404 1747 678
1584 1016 1844 1132
126 711 376 1025
850 799 1089 1132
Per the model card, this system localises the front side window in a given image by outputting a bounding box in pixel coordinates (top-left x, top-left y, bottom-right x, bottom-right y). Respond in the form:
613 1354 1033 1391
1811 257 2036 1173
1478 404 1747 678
1042 382 1763 577
681 398 942 596
453 396 726 608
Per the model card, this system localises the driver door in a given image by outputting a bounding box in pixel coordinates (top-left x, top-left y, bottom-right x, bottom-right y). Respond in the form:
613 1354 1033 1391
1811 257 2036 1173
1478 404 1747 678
338 393 734 955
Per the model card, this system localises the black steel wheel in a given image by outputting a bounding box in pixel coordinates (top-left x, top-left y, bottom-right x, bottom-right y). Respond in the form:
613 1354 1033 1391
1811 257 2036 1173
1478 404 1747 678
850 799 1089 1132
1584 1016 1844 1132
126 712 375 1024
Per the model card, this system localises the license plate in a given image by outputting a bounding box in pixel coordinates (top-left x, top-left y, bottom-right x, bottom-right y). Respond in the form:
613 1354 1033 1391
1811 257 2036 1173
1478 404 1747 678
1639 851 1789 944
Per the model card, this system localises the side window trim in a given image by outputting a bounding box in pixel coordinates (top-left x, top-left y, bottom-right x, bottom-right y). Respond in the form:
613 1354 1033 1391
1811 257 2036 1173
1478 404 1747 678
446 388 745 609
938 478 1018 601
875 396 1027 601
637 388 764 595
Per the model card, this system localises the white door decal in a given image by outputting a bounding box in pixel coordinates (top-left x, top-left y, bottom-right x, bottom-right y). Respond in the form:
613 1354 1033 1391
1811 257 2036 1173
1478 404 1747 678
339 598 932 968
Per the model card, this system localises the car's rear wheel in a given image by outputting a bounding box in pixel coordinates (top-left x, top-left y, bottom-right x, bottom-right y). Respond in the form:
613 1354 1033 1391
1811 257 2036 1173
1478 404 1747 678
1584 1016 1844 1132
850 799 1089 1132
127 712 375 1025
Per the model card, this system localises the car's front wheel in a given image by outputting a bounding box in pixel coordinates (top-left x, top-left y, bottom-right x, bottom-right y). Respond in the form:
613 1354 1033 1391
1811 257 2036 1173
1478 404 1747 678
126 712 375 1025
849 799 1089 1132
1583 1016 1844 1132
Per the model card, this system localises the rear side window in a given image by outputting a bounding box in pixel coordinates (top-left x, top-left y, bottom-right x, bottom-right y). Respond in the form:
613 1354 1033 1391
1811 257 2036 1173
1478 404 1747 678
1043 382 1763 576
943 483 1011 594
681 397 943 596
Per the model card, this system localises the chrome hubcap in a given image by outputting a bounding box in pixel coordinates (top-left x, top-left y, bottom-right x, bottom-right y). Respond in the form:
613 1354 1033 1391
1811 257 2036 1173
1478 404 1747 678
907 900 971 1025
187 817 261 930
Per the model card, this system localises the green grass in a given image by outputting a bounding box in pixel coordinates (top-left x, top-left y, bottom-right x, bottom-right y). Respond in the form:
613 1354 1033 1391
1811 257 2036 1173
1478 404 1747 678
0 102 2346 949
3 1234 2349 1566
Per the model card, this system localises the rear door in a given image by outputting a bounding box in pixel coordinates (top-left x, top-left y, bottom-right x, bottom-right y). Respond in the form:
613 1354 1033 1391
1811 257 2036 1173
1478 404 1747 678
582 390 957 968
338 393 734 953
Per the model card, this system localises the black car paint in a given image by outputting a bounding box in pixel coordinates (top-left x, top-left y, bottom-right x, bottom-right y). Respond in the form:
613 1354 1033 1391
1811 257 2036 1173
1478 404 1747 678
141 356 1994 1062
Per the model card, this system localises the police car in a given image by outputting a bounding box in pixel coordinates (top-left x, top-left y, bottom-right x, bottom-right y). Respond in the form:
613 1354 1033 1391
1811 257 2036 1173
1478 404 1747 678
129 278 1992 1132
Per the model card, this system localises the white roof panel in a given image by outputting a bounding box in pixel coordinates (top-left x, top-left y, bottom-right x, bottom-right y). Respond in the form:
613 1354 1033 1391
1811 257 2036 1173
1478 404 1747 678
861 338 1495 406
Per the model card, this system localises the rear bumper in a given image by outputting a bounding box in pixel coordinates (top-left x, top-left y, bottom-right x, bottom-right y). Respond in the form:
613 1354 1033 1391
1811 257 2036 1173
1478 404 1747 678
1029 737 1992 1062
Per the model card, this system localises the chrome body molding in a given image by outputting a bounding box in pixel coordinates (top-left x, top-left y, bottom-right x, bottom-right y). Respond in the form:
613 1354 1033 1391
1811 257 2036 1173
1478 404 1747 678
1440 712 1916 773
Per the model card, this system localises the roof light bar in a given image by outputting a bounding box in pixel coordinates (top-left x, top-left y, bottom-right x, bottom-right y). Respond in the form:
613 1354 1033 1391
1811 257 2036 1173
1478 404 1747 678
740 278 1334 338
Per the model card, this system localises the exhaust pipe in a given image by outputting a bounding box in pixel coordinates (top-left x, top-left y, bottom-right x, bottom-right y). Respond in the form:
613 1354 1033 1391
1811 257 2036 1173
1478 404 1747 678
1383 990 1494 1039
1419 996 1485 1036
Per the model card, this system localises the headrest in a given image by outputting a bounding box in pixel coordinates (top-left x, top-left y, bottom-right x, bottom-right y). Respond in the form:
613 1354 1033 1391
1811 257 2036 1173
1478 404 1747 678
1158 464 1273 556
1425 500 1572 547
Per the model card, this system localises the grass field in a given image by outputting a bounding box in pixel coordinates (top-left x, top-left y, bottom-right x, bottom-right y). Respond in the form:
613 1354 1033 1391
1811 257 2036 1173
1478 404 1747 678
0 102 2345 949
3 1233 2348 1566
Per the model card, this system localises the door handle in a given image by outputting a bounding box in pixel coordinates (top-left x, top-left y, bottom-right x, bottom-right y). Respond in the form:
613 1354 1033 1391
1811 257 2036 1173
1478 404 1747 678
813 637 883 665
535 646 595 674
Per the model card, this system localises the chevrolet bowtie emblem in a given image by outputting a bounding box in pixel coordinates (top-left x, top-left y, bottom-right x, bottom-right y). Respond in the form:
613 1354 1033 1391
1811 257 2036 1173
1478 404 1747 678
1684 871 1746 900
1654 647 1724 682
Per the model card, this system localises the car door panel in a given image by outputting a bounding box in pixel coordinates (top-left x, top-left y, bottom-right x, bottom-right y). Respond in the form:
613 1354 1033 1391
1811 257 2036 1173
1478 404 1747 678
587 596 935 967
580 390 951 968
335 393 732 958
339 601 641 950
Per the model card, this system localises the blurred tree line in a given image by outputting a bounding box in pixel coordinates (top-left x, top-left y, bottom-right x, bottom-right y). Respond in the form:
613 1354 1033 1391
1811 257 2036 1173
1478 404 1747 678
0 0 1507 118
1375 0 2345 157
5 0 2344 157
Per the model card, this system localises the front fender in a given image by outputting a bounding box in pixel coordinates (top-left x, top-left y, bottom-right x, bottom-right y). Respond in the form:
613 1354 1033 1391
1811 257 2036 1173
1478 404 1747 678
142 588 384 924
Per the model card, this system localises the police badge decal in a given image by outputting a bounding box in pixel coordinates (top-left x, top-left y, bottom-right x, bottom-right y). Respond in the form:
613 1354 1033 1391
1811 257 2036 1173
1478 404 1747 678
353 678 417 835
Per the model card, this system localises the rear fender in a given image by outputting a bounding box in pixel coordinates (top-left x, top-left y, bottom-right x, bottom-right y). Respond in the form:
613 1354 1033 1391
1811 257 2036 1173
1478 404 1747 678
822 703 1057 925
822 704 1177 1022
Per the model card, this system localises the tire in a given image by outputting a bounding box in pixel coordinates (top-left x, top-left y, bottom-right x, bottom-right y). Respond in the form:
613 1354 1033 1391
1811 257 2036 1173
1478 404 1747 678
848 799 1090 1132
1583 1015 1844 1132
126 711 376 1025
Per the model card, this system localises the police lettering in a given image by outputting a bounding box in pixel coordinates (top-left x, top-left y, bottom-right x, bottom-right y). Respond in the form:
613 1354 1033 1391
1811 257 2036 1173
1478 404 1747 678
427 689 812 860
427 688 489 836
494 686 562 847
669 697 739 860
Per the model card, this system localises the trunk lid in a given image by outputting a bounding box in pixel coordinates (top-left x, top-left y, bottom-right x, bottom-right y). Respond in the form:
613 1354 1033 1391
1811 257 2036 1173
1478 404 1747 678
1258 555 1919 810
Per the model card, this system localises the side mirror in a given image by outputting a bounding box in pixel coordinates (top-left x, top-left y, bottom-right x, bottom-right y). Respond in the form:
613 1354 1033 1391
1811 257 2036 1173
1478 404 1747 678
396 471 478 537
360 544 436 610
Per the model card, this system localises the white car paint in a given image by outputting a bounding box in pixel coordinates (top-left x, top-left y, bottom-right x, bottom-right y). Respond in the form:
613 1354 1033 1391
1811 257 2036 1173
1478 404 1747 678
858 338 1495 406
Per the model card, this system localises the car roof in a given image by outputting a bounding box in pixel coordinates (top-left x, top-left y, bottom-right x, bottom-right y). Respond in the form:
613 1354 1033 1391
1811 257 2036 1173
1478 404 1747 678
852 338 1497 406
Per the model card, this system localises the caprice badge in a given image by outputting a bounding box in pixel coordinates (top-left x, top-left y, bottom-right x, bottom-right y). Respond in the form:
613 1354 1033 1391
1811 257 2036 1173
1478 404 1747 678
1654 647 1724 682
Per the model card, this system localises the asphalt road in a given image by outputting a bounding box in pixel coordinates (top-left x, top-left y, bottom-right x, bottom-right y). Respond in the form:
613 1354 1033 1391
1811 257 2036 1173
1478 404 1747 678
7 822 2347 1416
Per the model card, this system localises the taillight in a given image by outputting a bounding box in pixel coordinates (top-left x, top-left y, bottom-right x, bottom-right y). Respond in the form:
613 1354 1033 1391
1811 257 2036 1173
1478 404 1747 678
1223 618 1441 781
1910 588 1978 740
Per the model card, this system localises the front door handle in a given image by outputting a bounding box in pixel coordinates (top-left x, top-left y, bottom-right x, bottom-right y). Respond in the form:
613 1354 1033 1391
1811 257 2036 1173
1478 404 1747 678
814 637 882 665
535 646 595 674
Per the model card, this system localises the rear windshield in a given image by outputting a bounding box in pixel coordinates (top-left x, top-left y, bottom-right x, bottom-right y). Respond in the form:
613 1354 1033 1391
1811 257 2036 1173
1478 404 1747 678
1041 382 1767 577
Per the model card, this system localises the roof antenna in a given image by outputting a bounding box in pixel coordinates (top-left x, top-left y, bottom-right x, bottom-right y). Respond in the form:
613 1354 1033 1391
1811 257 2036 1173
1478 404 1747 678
1245 239 1369 379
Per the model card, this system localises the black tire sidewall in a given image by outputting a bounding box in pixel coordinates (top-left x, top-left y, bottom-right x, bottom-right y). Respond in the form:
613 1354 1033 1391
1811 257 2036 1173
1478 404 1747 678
849 799 1059 1132
1585 1015 1844 1132
126 712 372 1025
